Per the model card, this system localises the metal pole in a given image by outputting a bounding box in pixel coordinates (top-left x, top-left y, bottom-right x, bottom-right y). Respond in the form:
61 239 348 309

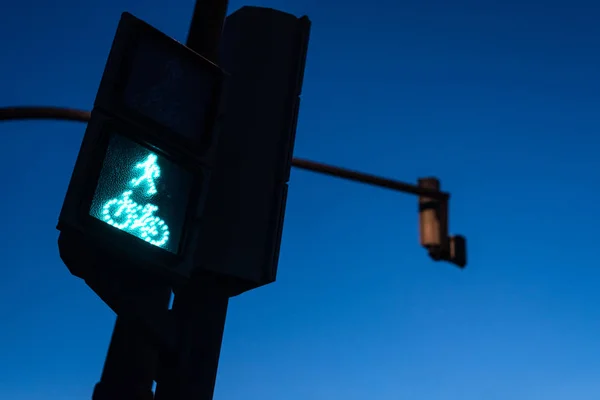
92 279 171 400
292 158 450 200
154 276 229 400
153 1 230 399
0 106 90 122
186 0 229 62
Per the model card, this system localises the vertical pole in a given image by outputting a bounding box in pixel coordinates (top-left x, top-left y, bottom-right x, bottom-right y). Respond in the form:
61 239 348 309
154 276 229 400
186 0 229 62
92 279 171 400
153 1 230 399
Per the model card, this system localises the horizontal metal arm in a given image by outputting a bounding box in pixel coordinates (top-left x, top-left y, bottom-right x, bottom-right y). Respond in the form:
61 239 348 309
0 106 91 123
0 106 449 200
293 158 449 200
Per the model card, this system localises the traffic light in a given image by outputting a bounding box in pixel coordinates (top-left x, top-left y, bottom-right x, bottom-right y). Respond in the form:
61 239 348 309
193 6 311 296
57 12 226 284
418 177 467 268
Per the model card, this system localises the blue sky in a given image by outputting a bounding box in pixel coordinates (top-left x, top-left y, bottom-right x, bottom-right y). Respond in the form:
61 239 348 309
2 0 600 399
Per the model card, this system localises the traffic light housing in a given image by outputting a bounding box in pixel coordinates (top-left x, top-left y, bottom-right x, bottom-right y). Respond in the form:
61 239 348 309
193 7 311 296
418 177 467 268
57 12 226 284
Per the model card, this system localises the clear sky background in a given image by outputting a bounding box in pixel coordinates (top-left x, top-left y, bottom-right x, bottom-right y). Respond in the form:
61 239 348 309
1 0 600 399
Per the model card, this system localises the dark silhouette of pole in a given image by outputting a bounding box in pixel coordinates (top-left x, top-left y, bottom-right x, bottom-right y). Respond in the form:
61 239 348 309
186 0 229 62
92 281 171 400
0 106 90 122
292 158 449 200
149 1 230 399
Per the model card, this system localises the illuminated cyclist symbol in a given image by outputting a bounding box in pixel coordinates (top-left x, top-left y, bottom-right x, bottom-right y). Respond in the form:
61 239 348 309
101 153 170 248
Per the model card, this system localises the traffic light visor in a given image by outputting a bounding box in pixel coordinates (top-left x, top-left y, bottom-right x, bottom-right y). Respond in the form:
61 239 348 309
89 133 192 254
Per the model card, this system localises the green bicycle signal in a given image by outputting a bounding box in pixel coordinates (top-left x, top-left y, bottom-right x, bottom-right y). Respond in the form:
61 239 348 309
101 153 170 248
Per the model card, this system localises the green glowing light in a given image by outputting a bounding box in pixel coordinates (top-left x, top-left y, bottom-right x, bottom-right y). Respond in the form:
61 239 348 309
101 153 170 248
131 154 160 195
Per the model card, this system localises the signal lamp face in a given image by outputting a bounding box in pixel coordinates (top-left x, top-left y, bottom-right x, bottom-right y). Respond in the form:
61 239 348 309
122 34 217 143
89 133 192 254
